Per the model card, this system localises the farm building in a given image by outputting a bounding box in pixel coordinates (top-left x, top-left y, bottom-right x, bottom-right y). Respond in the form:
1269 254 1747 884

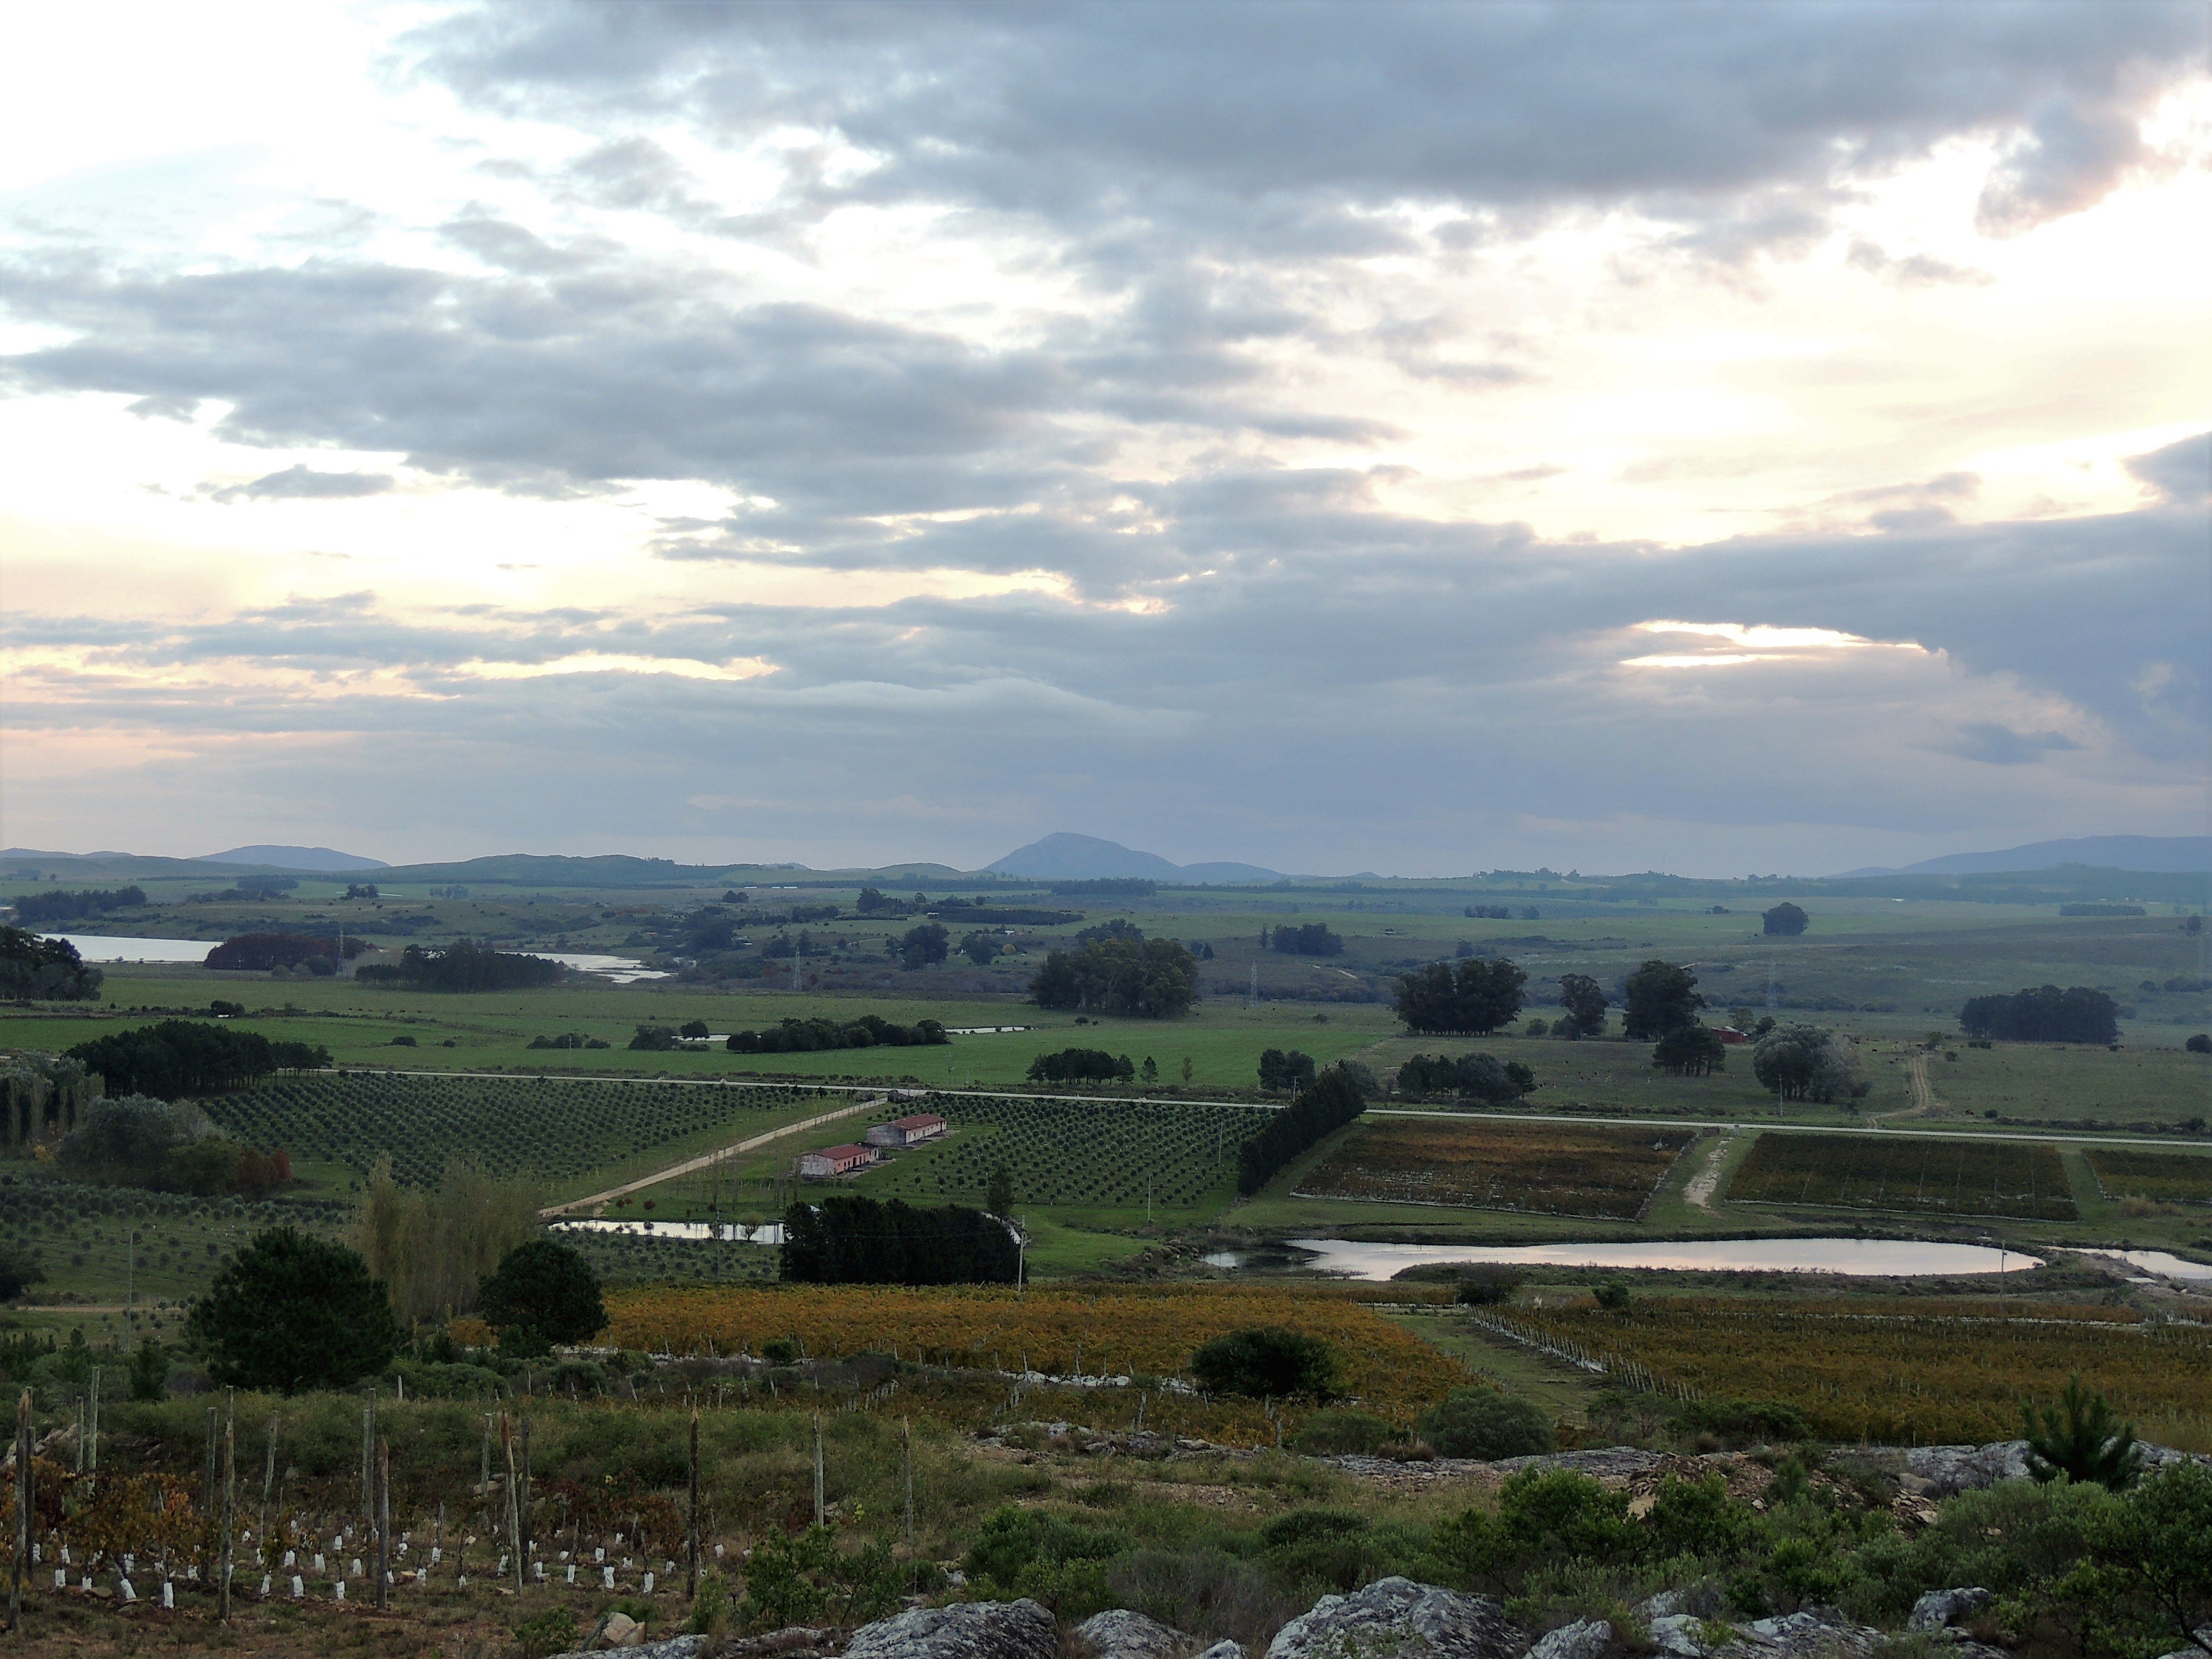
798 1143 876 1179
864 1112 948 1149
1713 1027 1752 1044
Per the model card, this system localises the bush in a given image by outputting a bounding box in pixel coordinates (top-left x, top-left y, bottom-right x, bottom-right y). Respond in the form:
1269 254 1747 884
1417 1388 1555 1459
2187 1033 2210 1054
1670 1398 1810 1447
1454 1264 1524 1306
1593 1281 1631 1311
1190 1328 1341 1400
1289 1410 1393 1455
512 1607 579 1659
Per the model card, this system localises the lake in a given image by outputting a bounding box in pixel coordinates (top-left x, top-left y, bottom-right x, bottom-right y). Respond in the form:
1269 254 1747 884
1282 1236 2045 1280
45 935 664 981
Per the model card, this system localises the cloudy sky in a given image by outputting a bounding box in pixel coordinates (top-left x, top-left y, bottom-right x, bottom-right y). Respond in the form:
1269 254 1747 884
1 0 2206 876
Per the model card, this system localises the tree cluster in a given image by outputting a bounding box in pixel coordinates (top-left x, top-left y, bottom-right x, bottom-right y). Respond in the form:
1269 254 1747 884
1396 1052 1537 1103
1751 1024 1865 1102
67 1019 328 1097
1026 1047 1135 1084
1264 923 1343 956
6 885 146 925
1257 1048 1316 1092
342 882 381 900
727 1015 950 1053
476 1239 607 1353
780 1194 1019 1285
1030 932 1199 1018
1554 972 1609 1037
1652 1024 1728 1076
355 940 567 992
357 1159 541 1324
1960 985 2121 1045
0 927 103 1002
57 1094 292 1195
1393 957 1527 1034
204 932 365 972
959 930 1004 966
1622 960 1705 1040
894 923 950 969
1761 902 1810 936
1238 1065 1366 1195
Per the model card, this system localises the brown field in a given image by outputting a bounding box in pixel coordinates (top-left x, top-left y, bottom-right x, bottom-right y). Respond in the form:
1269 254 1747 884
2084 1147 2212 1205
1727 1131 2077 1220
1295 1117 1695 1218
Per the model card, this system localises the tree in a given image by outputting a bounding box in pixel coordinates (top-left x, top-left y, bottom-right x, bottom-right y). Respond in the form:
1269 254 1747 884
1141 1055 1158 1084
2072 1461 2212 1659
1751 1024 1862 1103
1189 1327 1340 1400
987 1166 1014 1217
1029 936 1198 1018
1762 902 1809 937
2024 1374 2140 1490
477 1239 609 1350
1418 1389 1555 1459
897 924 950 970
1652 1024 1727 1077
1269 923 1344 956
959 930 1001 967
1555 973 1608 1038
0 1241 43 1302
2189 1033 2211 1054
1396 1052 1535 1104
127 1337 167 1402
1393 957 1527 1034
185 1227 401 1394
1257 1048 1316 1092
1621 960 1703 1040
66 1020 327 1097
1454 1264 1523 1306
0 926 104 1001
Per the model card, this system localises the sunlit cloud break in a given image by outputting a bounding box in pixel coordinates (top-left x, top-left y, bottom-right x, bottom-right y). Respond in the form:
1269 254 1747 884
1622 621 1932 670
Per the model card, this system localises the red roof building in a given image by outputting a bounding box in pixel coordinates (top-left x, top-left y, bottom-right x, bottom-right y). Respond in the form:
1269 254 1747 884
864 1112 948 1148
798 1143 876 1178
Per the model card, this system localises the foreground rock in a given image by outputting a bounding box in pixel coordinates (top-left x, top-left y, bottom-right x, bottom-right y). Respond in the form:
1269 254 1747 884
844 1598 1058 1659
1527 1619 1612 1659
1649 1609 1884 1659
1909 1588 1994 1632
1264 1577 1525 1659
1078 1610 1194 1659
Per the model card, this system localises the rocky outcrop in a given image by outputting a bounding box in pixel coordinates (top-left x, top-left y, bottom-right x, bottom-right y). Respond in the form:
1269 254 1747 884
1078 1610 1192 1659
1264 1577 1525 1659
1909 1588 1994 1632
1898 1444 2032 1497
1527 1619 1613 1659
1648 1609 1883 1659
843 1598 1058 1659
552 1630 707 1659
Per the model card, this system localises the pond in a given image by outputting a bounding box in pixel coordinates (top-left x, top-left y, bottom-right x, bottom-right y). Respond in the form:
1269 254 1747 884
535 951 667 983
2078 1248 2212 1283
1281 1236 2044 1280
550 1219 782 1244
47 934 217 963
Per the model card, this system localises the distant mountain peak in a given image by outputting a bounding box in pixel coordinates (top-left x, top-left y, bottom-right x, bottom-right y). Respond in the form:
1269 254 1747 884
1833 834 2209 878
984 832 1281 883
197 844 390 872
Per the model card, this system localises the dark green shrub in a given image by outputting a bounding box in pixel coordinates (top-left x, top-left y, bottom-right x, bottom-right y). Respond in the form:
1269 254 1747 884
1417 1388 1555 1459
1671 1398 1809 1447
1190 1328 1341 1400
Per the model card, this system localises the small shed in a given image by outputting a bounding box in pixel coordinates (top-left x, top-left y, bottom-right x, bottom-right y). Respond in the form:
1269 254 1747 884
864 1112 948 1149
798 1143 876 1179
1713 1027 1752 1045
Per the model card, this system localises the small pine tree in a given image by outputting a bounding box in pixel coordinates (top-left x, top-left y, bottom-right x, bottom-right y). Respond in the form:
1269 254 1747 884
1141 1056 1159 1084
2023 1374 2140 1490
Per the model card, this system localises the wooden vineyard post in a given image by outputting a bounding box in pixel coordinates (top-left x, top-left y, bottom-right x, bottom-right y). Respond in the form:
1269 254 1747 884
85 1369 98 1474
519 1413 533 1572
811 1412 824 1528
260 1416 277 1548
360 1395 375 1528
201 1406 217 1578
11 1388 30 1633
218 1389 235 1621
686 1408 700 1599
500 1414 523 1597
902 1417 915 1553
374 1438 389 1611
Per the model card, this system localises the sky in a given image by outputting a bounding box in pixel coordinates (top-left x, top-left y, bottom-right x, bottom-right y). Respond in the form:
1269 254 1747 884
0 0 2206 878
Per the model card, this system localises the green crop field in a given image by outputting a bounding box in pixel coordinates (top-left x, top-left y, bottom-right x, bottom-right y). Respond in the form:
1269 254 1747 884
202 1073 824 1197
1727 1130 2077 1220
1297 1117 1694 1218
847 1093 1260 1220
2083 1147 2212 1205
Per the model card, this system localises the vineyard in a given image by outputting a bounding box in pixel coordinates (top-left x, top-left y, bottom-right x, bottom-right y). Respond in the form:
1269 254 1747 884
606 1282 1466 1431
204 1074 816 1189
1500 1297 2212 1448
2083 1147 2212 1204
853 1094 1260 1212
1726 1131 2077 1220
1296 1118 1694 1218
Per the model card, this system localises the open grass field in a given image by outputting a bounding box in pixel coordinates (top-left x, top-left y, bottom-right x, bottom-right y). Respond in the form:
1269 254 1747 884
1499 1296 2212 1448
1910 1040 2212 1129
203 1073 826 1199
2083 1146 2212 1205
1726 1130 2077 1220
1296 1117 1694 1219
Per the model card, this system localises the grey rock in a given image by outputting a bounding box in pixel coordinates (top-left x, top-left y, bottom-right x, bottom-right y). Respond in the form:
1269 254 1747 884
1640 1593 1689 1621
1266 1578 1525 1659
1191 1644 1245 1659
1079 1609 1190 1659
1898 1444 2032 1496
845 1598 1058 1659
553 1638 707 1659
1649 1615 1709 1658
1528 1619 1612 1659
1725 1611 1883 1659
1909 1589 1994 1633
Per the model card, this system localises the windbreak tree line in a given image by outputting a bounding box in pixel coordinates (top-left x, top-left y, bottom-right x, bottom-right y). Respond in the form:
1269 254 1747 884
1237 1067 1366 1195
6 885 146 925
1394 957 1527 1034
1961 985 2121 1045
1257 1048 1317 1092
0 927 103 1002
356 940 567 992
780 1194 1019 1285
204 932 369 971
1396 1052 1536 1103
67 1020 329 1098
1026 1048 1134 1084
1030 931 1198 1018
728 1015 949 1053
1263 923 1343 956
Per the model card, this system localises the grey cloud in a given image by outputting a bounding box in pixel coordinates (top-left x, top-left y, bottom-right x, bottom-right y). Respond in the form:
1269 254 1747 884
1941 723 2083 766
209 465 395 502
2127 432 2210 503
1976 96 2155 235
